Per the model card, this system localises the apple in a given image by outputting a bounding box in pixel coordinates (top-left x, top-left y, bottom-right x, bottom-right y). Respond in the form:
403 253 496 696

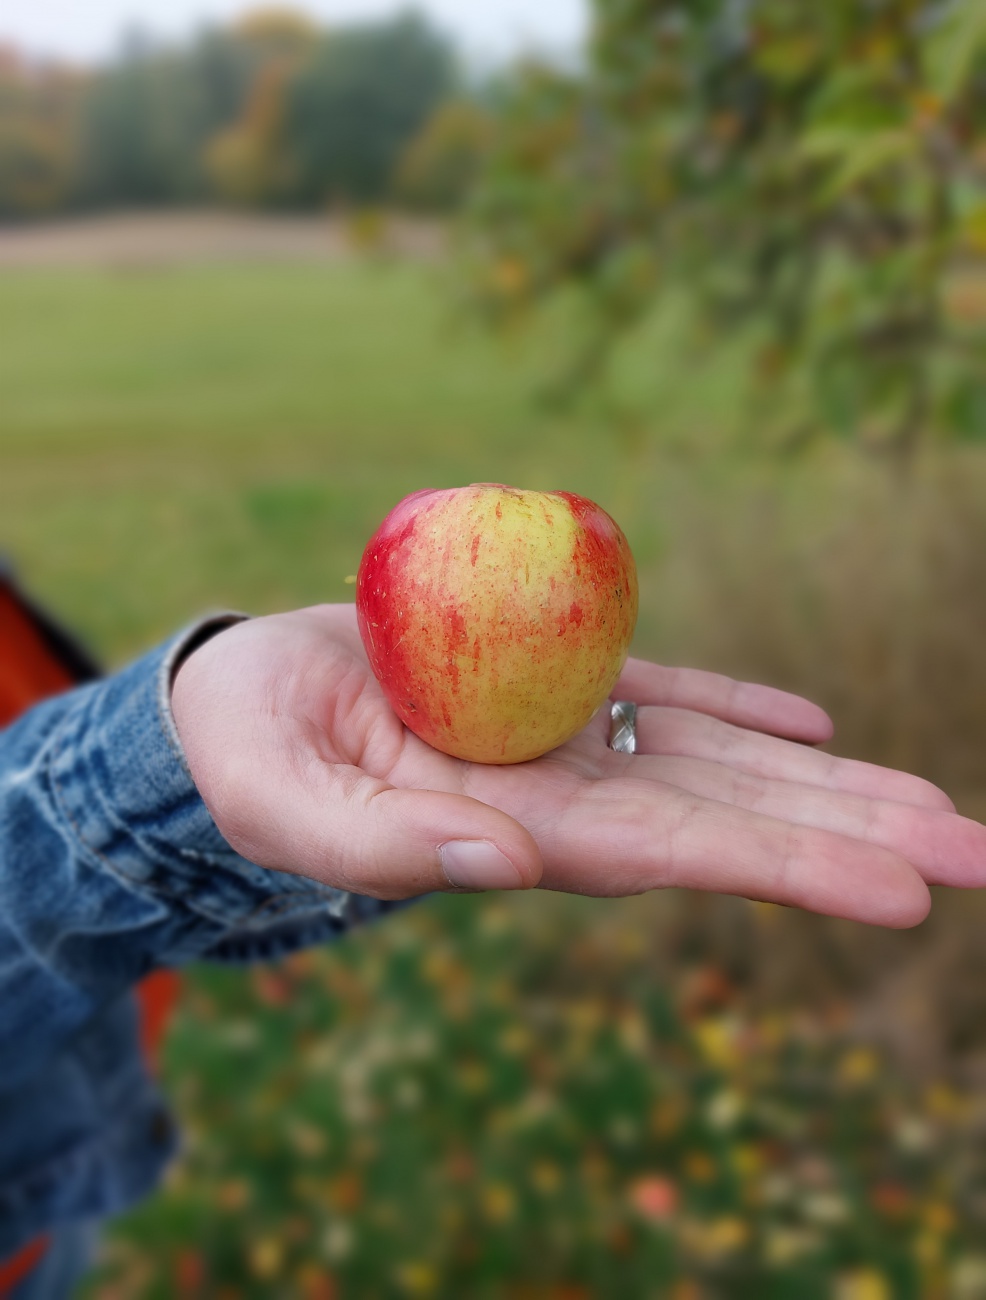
356 483 638 764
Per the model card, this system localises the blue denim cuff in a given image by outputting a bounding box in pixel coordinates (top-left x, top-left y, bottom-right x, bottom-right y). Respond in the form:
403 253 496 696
46 616 382 957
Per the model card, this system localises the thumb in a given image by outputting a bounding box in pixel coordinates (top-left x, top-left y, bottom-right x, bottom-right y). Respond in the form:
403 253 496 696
219 763 544 901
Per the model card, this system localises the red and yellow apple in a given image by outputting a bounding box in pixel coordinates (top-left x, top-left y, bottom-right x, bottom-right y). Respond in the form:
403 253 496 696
356 483 638 764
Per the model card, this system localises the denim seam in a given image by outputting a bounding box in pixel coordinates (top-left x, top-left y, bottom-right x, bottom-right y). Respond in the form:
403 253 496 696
44 682 253 929
235 890 341 927
46 696 149 902
45 630 342 933
47 729 323 925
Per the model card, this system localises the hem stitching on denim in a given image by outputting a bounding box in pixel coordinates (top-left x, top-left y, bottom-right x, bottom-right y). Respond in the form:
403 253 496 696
45 632 346 941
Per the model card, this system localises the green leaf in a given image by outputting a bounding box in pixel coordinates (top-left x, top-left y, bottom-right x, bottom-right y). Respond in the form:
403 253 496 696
753 32 822 85
924 0 986 103
814 344 862 436
943 375 986 441
799 127 915 202
805 65 906 132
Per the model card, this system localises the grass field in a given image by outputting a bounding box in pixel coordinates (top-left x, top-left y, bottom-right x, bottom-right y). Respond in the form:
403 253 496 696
4 236 986 1297
0 254 783 671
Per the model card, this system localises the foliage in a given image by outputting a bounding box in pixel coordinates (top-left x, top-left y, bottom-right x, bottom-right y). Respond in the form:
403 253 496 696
397 100 495 212
469 0 986 456
286 14 456 206
0 10 459 216
74 28 265 207
81 893 986 1298
0 49 84 218
203 14 317 207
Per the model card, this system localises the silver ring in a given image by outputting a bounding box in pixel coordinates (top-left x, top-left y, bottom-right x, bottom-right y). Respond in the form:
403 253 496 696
609 700 638 754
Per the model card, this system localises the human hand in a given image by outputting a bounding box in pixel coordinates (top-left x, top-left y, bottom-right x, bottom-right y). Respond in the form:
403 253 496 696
171 605 986 928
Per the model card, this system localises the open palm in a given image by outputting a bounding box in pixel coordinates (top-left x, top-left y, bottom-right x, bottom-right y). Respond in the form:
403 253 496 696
172 605 986 928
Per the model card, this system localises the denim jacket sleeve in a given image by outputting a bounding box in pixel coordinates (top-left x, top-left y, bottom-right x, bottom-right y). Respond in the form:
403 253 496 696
0 617 408 1256
1 615 406 1083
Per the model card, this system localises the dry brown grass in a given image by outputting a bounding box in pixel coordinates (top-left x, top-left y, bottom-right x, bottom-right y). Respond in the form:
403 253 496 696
0 210 444 269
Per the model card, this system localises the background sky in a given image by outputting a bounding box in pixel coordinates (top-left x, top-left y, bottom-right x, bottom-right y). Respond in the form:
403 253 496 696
0 0 588 64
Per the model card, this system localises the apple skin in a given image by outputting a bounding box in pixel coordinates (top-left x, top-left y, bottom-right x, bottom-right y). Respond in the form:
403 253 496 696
356 483 638 764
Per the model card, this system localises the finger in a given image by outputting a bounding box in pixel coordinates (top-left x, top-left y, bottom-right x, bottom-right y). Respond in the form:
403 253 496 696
633 707 955 812
527 777 930 928
614 659 834 743
622 753 986 888
217 758 543 901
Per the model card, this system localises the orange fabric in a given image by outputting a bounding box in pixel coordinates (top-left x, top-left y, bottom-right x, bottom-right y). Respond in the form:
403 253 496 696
0 589 76 728
135 969 182 1071
0 579 181 1285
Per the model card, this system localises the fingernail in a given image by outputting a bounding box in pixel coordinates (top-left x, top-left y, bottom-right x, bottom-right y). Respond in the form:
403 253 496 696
440 841 524 892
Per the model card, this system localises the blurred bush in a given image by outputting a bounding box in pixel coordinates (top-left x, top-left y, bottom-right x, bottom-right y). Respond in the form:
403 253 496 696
468 0 986 461
396 100 494 212
81 891 986 1297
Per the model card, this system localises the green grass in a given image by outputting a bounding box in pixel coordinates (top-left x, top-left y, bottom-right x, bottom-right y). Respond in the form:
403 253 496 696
5 259 986 792
0 261 759 666
0 262 645 653
5 253 986 1297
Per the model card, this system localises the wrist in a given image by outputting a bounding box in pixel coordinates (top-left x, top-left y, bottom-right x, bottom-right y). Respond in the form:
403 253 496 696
168 613 248 699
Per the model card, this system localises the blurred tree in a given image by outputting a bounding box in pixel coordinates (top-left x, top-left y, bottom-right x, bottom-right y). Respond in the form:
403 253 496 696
204 64 294 205
397 100 494 211
287 13 457 205
0 48 83 219
75 31 250 205
204 11 317 206
75 11 316 208
233 7 319 62
470 0 986 461
1 11 461 216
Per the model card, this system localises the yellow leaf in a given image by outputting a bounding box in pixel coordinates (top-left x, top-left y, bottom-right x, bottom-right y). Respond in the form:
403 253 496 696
497 1024 532 1055
683 1150 717 1184
217 1178 251 1210
838 1047 879 1085
835 1268 891 1300
650 1095 688 1137
765 1226 821 1266
707 1216 748 1252
395 1261 438 1295
731 1143 763 1180
346 208 389 252
923 1200 956 1235
706 1088 744 1131
482 1182 517 1223
681 1214 748 1259
925 1082 963 1120
491 257 528 298
249 1238 284 1280
531 1161 562 1194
